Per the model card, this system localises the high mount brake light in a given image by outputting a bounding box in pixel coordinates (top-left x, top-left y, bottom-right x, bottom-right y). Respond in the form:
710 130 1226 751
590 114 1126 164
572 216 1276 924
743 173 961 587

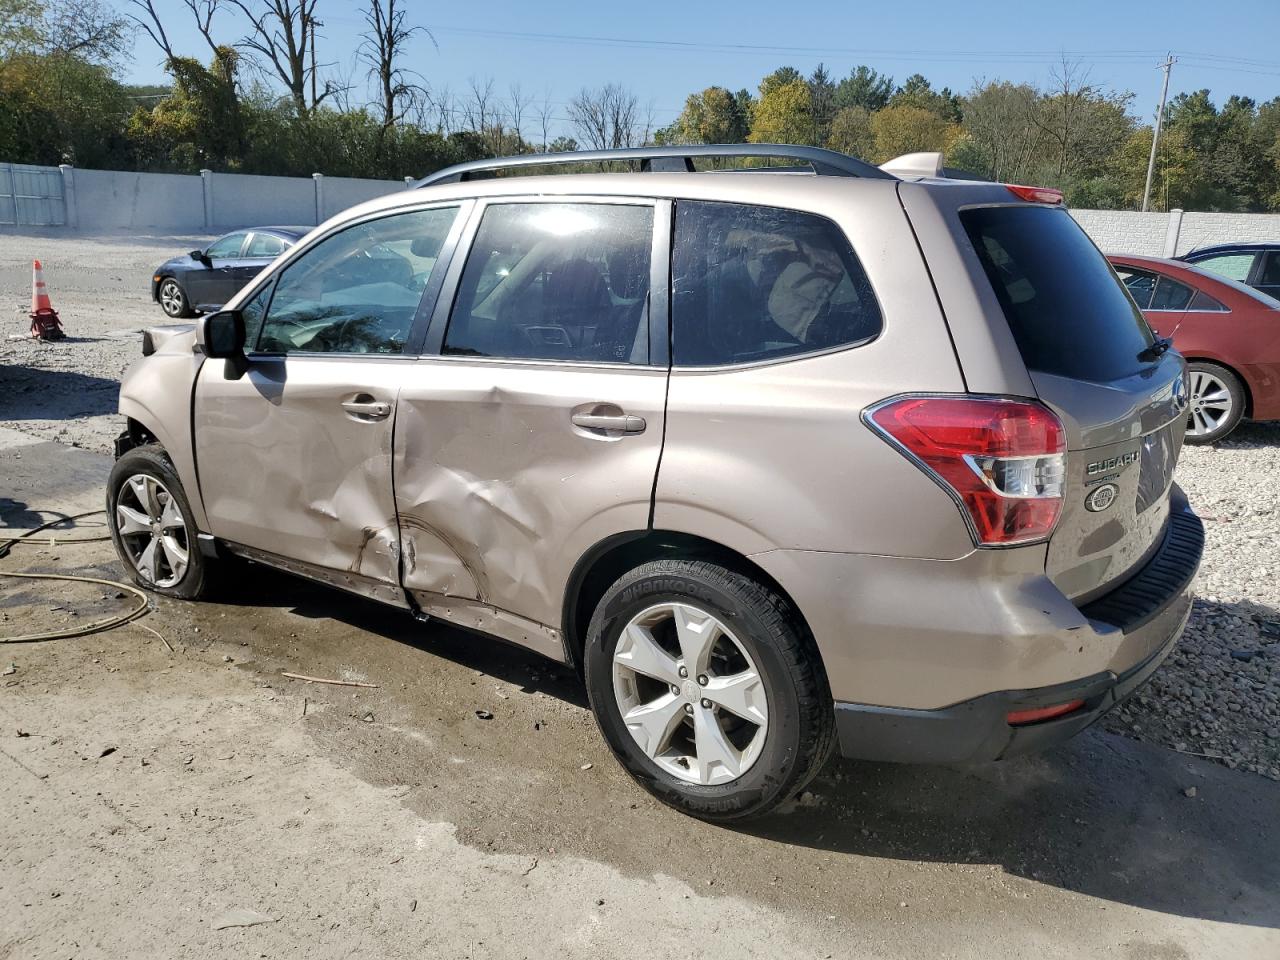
865 396 1067 547
1006 184 1065 205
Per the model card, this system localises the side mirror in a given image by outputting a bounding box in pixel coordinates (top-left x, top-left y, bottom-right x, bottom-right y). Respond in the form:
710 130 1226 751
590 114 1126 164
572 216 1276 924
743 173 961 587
196 309 248 379
190 249 210 264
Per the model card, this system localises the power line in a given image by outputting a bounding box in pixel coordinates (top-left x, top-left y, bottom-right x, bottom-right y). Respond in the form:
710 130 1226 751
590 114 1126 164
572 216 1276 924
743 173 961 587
430 26 1172 63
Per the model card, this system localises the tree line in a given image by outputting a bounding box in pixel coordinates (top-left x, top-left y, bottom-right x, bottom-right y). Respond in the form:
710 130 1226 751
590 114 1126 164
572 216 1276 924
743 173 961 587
2 0 1278 211
657 64 1280 212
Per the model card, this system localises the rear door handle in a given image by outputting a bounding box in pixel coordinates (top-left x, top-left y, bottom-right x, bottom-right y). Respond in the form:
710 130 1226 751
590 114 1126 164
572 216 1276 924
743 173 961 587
341 398 392 421
571 412 646 434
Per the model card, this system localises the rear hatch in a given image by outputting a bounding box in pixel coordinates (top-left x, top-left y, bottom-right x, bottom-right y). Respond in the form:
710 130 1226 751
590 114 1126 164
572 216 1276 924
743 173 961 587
906 185 1187 602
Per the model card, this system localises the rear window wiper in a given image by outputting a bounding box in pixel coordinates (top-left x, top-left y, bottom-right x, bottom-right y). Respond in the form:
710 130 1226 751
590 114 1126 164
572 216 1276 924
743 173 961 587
1138 336 1173 362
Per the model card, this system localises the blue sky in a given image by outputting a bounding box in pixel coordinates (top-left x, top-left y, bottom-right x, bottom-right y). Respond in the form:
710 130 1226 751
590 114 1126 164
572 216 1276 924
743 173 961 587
118 0 1280 137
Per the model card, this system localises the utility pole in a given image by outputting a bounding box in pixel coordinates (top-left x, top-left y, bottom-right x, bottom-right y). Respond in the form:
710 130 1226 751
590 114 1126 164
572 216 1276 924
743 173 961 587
1142 53 1176 213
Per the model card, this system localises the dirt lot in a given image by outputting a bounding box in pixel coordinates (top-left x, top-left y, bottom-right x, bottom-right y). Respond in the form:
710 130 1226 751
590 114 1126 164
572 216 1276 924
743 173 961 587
2 230 213 452
2 231 1279 958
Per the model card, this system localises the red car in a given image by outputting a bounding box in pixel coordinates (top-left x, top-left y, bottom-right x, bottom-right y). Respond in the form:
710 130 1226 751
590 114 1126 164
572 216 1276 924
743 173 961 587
1109 254 1280 443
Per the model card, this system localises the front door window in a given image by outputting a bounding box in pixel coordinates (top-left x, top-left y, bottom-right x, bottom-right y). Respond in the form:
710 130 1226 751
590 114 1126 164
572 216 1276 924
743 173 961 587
254 206 459 355
205 233 246 260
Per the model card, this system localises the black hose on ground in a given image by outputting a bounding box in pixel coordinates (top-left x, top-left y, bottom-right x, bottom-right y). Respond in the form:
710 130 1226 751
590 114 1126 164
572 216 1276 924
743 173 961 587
0 511 151 643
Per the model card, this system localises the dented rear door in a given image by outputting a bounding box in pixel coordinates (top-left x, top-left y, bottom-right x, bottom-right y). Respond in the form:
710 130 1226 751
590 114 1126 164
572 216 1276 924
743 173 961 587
393 197 670 643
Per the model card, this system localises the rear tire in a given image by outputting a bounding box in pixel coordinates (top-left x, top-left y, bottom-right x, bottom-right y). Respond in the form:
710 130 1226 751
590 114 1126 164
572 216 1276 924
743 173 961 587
1185 361 1244 444
584 559 835 822
158 277 193 318
107 445 212 600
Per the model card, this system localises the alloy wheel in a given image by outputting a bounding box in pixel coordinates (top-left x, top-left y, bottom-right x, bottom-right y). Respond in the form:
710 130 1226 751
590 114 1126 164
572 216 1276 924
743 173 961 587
611 602 769 785
1186 369 1234 439
159 280 184 317
115 474 189 588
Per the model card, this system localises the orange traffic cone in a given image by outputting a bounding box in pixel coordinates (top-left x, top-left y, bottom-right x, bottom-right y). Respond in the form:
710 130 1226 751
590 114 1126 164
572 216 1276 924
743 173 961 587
30 259 65 341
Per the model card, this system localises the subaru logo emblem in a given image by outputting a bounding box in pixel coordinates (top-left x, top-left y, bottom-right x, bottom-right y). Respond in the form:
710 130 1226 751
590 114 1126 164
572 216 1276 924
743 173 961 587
1085 483 1119 513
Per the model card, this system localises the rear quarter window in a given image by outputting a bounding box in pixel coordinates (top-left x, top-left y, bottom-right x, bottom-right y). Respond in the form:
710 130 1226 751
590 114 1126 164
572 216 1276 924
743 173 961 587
671 201 882 366
961 206 1155 382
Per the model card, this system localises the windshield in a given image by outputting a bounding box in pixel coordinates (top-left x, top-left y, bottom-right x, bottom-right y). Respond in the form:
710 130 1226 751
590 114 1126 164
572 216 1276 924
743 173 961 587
961 206 1156 382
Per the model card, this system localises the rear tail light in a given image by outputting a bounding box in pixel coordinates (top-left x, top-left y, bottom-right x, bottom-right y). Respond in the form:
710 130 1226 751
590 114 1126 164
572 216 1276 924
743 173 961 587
1005 184 1064 205
1006 699 1085 726
865 395 1067 547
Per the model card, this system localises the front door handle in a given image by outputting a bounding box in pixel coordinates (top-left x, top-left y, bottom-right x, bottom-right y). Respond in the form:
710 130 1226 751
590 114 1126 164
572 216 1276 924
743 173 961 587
341 397 392 421
571 412 646 434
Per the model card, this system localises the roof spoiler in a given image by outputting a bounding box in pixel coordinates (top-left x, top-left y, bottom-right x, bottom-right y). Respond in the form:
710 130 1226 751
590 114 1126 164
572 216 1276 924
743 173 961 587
879 152 945 179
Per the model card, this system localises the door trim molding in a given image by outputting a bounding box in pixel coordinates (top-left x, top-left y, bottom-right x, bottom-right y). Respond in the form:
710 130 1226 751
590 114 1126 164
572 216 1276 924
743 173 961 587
408 589 565 663
222 541 409 610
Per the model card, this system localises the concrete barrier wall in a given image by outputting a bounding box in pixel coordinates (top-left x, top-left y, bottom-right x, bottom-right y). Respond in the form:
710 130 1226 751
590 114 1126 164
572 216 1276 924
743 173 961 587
1072 208 1280 257
71 168 205 232
1071 210 1174 256
1 163 410 234
10 163 1280 254
323 176 410 220
1177 212 1280 254
208 171 320 229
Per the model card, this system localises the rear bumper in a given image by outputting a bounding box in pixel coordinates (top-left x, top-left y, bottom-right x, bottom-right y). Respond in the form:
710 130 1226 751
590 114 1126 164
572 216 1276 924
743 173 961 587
831 500 1204 763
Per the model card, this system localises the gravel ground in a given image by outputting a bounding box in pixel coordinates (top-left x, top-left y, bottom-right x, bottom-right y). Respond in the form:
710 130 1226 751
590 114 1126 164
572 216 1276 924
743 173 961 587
1 230 212 453
1 228 1277 783
1103 423 1280 780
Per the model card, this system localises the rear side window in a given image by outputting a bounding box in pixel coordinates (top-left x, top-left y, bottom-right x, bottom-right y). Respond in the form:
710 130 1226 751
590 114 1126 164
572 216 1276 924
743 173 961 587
246 232 288 258
961 206 1154 381
1260 252 1280 286
1189 289 1227 312
1117 268 1156 309
671 201 881 366
444 203 654 364
1150 276 1194 311
1193 252 1255 283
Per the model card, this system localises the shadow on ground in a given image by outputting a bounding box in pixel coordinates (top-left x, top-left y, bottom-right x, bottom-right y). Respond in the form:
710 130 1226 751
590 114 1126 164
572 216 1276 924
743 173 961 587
0 365 118 420
1218 420 1280 448
199 560 1280 932
0 497 46 531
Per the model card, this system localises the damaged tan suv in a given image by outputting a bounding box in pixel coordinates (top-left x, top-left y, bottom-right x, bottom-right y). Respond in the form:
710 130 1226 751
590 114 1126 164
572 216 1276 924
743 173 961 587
109 145 1203 820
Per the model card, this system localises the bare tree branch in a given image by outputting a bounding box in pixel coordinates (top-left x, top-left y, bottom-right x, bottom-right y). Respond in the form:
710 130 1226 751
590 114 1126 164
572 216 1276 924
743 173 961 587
227 0 337 115
127 0 226 63
568 83 640 150
183 0 225 57
125 0 175 61
506 81 531 145
43 0 132 65
357 0 431 128
535 87 553 151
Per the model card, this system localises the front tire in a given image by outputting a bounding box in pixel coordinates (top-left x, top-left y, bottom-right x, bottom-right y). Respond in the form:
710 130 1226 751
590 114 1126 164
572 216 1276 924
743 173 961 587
107 446 211 599
584 559 835 821
1185 361 1245 444
157 277 193 318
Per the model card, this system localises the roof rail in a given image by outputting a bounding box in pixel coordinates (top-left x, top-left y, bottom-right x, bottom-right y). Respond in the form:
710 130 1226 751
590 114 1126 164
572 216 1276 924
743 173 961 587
414 143 896 187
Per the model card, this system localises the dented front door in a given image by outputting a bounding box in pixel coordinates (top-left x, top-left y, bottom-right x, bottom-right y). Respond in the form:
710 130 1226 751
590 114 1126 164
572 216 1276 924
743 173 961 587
194 355 411 607
191 201 468 607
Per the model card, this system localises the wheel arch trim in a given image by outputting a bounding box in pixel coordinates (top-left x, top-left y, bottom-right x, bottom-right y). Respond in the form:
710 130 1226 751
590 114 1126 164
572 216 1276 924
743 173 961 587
559 528 817 676
117 400 210 532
